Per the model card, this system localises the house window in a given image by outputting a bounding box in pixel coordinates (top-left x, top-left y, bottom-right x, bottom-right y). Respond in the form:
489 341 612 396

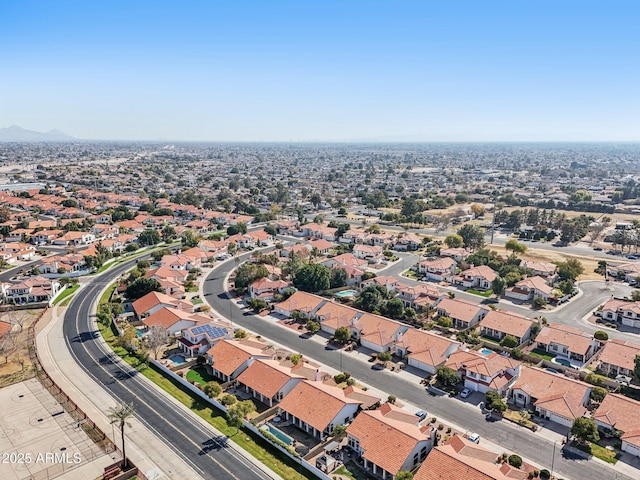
480 374 488 381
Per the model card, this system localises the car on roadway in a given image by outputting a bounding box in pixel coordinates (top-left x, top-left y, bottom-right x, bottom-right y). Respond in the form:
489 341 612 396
460 388 472 398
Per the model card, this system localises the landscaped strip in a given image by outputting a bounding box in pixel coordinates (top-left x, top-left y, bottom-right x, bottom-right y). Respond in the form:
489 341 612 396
97 295 315 480
572 441 621 464
53 283 80 306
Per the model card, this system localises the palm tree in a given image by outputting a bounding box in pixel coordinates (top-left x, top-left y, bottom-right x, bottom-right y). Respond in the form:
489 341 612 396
108 402 136 470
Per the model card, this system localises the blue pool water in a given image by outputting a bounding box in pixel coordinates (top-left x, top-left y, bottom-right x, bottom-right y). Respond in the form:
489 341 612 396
554 357 571 367
480 348 494 355
169 354 187 365
335 289 358 298
261 423 294 446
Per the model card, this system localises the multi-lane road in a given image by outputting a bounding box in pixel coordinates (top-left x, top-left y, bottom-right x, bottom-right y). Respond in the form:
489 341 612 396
203 253 636 480
62 259 272 480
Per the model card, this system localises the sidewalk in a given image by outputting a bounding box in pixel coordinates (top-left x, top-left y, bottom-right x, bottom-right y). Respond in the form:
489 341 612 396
36 304 203 480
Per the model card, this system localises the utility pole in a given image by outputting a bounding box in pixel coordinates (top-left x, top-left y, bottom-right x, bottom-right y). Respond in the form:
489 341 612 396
490 193 497 244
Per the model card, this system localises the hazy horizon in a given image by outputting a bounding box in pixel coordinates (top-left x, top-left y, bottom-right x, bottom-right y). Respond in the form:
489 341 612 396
2 1 639 142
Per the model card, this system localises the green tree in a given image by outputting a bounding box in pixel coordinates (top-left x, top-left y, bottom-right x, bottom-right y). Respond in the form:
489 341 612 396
220 394 237 406
436 316 453 328
556 259 584 281
590 386 607 403
306 320 320 334
558 279 575 295
384 298 404 319
293 263 331 293
508 455 523 468
503 271 522 287
107 402 135 469
329 268 349 289
138 229 161 246
181 229 202 247
492 276 506 296
395 472 413 480
161 225 177 243
124 278 163 300
246 298 268 312
354 284 388 313
500 335 519 348
226 400 256 435
457 224 485 250
631 290 640 302
377 351 392 364
264 224 277 236
334 326 351 344
227 222 248 236
435 366 459 386
203 381 222 398
634 355 640 381
234 263 269 293
571 417 599 444
444 234 464 248
505 239 527 255
532 297 547 309
594 330 608 341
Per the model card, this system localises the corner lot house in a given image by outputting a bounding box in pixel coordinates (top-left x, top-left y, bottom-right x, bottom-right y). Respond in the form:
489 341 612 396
346 403 433 480
598 298 640 328
593 394 640 457
277 380 362 441
510 366 591 427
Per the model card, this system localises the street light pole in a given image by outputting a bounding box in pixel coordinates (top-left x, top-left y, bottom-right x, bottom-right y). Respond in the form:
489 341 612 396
551 441 557 478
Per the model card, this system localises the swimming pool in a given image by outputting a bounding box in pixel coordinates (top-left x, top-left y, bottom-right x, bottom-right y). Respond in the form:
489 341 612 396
554 357 571 367
169 354 187 366
335 289 358 298
551 357 578 369
479 348 494 356
261 423 294 446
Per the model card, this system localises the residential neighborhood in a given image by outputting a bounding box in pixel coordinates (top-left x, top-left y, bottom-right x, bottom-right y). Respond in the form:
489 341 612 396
1 141 640 480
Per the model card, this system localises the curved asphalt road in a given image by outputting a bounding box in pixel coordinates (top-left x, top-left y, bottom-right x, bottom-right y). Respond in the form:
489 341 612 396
63 259 272 480
204 254 635 480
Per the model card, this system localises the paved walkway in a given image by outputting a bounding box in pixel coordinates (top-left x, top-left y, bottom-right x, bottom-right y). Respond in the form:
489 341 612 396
36 303 203 480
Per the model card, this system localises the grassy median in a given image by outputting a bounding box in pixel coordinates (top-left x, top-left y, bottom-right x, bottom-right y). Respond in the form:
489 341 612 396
97 296 315 479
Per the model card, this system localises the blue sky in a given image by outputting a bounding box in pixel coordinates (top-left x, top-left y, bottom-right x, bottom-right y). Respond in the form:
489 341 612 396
1 1 638 141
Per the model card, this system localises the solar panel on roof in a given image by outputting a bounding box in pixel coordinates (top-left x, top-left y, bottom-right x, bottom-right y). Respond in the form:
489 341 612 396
192 324 227 338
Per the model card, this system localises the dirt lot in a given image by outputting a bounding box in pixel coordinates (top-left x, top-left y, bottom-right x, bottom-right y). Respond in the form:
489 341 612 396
0 309 41 387
486 244 604 281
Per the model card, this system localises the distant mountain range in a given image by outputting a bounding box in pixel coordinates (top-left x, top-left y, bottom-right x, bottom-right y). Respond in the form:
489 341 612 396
0 125 75 142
